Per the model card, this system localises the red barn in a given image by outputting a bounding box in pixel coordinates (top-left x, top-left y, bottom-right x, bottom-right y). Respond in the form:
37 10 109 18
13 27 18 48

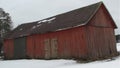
4 2 118 60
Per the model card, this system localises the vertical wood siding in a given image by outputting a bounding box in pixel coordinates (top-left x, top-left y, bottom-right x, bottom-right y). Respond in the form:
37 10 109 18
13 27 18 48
26 26 88 59
85 4 117 59
4 39 14 59
4 4 117 60
85 26 117 59
26 35 35 58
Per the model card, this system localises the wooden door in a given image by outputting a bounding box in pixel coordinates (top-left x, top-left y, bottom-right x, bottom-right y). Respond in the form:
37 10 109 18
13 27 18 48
44 39 51 59
51 38 58 58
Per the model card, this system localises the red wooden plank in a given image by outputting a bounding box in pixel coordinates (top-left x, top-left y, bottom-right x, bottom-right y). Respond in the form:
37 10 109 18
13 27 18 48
4 39 14 59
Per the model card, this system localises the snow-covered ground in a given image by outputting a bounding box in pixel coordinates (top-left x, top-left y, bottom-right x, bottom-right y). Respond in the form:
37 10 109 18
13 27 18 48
0 43 120 68
117 43 120 51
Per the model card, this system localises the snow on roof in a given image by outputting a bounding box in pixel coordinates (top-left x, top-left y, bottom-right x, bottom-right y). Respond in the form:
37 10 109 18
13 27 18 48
55 27 72 31
38 17 56 23
41 19 48 22
36 24 41 27
32 26 36 29
47 17 56 23
55 23 85 32
31 23 41 30
38 21 42 23
19 28 23 31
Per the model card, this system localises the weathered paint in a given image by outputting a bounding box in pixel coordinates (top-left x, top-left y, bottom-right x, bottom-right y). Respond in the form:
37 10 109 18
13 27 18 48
3 3 118 60
26 26 88 59
25 4 117 60
85 4 117 59
4 39 14 59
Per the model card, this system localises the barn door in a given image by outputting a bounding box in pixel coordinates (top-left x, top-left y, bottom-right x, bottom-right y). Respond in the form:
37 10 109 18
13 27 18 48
51 38 58 58
14 37 26 59
44 39 51 59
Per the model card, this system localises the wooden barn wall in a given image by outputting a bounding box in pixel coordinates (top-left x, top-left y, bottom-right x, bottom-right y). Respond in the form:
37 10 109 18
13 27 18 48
85 4 117 59
4 39 14 59
26 26 88 59
85 26 117 59
89 4 115 28
4 4 117 60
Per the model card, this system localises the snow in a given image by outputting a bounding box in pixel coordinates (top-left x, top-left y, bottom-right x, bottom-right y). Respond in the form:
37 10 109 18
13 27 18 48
31 24 41 30
55 27 72 31
32 26 36 29
0 17 7 19
19 28 23 31
36 24 41 27
0 43 120 68
117 43 120 51
55 24 85 32
0 60 76 68
41 19 48 22
38 17 56 23
47 17 56 23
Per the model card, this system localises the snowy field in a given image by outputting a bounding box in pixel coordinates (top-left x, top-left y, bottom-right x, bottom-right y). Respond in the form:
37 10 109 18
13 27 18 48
0 43 120 68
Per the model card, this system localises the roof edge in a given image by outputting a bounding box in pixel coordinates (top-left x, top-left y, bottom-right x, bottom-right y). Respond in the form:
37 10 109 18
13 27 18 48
102 2 117 29
84 1 103 25
85 1 117 29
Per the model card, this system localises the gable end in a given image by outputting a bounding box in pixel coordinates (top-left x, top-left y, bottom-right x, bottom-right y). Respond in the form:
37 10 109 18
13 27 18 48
87 3 117 28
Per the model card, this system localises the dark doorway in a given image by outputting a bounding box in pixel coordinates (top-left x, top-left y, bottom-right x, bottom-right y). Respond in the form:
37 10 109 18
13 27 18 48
14 37 26 59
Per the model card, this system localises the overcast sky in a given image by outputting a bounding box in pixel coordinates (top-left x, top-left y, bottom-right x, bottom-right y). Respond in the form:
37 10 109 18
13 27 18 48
0 0 120 34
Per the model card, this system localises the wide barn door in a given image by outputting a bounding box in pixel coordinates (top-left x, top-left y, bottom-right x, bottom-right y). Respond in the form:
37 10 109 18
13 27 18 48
14 37 26 59
51 38 58 58
44 38 58 59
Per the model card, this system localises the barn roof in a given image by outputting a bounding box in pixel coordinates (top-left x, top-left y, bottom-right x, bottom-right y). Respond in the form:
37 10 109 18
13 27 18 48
5 2 117 39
